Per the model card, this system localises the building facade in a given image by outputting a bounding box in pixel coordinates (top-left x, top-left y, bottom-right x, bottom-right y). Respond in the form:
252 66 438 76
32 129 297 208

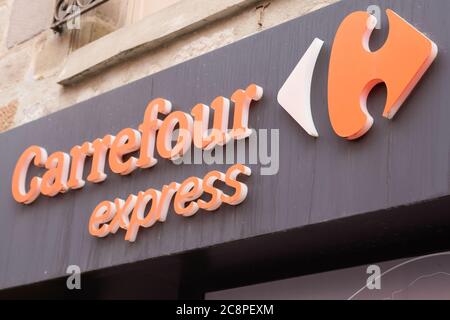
0 0 336 132
1 0 450 300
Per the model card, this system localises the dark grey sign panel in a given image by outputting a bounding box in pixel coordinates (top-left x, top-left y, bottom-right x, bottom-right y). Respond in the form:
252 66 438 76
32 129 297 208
0 0 449 291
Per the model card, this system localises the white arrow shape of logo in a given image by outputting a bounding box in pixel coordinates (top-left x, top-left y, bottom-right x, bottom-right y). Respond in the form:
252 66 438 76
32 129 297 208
277 38 324 137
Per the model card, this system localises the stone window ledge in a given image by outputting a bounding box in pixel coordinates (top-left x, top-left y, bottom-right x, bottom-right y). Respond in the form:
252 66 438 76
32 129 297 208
58 0 259 85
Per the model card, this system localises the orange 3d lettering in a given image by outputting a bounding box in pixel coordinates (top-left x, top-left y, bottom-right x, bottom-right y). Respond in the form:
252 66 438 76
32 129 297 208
89 164 251 242
11 84 262 205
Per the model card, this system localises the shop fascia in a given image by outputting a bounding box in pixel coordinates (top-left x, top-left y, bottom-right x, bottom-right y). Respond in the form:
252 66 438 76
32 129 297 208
11 84 263 242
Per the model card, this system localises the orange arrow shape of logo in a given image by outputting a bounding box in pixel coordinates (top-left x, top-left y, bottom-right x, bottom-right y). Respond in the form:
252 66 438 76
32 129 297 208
328 9 438 140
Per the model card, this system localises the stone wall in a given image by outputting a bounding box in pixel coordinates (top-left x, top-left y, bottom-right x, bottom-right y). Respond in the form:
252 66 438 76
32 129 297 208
0 0 338 132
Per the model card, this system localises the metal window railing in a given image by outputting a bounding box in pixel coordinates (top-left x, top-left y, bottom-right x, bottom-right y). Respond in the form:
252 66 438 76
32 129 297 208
52 0 110 32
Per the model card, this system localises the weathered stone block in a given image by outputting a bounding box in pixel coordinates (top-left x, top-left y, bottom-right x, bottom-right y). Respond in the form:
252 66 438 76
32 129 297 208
32 31 70 79
7 0 55 48
0 48 31 90
0 100 17 132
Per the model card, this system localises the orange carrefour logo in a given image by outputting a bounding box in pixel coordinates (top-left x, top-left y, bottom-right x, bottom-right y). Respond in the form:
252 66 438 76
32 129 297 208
278 9 438 140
